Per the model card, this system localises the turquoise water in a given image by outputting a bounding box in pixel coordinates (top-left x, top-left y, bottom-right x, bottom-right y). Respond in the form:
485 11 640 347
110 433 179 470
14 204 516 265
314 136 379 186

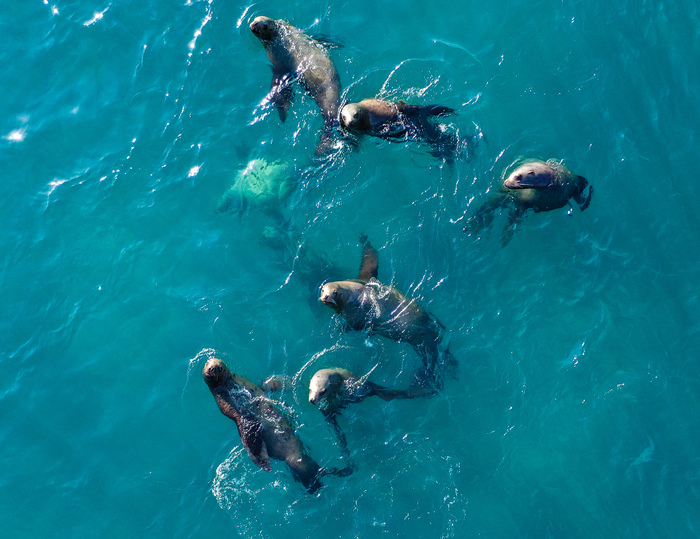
2 0 700 536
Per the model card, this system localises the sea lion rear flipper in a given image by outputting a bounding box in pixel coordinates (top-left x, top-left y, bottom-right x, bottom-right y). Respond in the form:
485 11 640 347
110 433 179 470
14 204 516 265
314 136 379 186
237 417 272 471
367 381 414 401
315 123 337 156
420 104 456 117
573 176 593 211
398 103 455 118
463 193 508 235
285 453 325 493
358 234 378 281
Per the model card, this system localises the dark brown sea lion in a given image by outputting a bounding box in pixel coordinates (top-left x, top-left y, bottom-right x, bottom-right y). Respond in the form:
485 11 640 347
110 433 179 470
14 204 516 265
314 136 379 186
463 159 593 246
203 357 351 493
340 98 458 158
319 236 457 395
250 16 341 155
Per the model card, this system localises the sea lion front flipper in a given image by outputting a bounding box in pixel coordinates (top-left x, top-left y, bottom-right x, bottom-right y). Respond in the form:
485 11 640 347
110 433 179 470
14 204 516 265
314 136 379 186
266 68 295 122
324 413 351 460
358 234 378 281
236 416 272 471
502 206 525 247
573 176 593 211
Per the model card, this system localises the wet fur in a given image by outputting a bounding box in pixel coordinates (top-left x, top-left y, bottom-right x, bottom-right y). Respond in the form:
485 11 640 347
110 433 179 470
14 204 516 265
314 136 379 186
204 358 341 493
340 98 457 157
250 16 341 155
464 159 593 246
319 236 456 394
308 367 416 459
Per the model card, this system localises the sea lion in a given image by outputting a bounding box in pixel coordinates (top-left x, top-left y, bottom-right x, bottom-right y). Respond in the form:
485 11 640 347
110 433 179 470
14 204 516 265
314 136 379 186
319 236 456 395
250 16 341 155
463 159 593 246
308 368 414 459
309 367 412 408
339 98 458 157
203 357 351 493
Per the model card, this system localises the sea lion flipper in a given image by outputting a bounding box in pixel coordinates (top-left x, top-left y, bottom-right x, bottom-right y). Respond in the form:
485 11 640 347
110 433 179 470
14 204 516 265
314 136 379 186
237 417 272 471
502 206 525 246
420 104 456 117
464 193 508 235
315 124 337 156
398 103 455 118
325 414 351 460
358 234 378 281
267 69 295 122
573 176 593 211
367 381 416 401
260 374 288 393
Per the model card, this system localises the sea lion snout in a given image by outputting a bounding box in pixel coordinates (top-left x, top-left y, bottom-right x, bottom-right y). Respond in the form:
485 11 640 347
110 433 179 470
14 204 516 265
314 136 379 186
250 16 274 38
340 104 360 128
309 369 344 405
203 358 229 387
319 284 337 306
309 371 327 404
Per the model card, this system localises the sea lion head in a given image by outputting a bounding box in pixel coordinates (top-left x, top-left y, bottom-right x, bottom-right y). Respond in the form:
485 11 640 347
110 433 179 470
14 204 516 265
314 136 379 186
503 161 560 190
319 281 357 311
309 369 347 405
250 16 277 41
340 103 368 130
202 357 232 389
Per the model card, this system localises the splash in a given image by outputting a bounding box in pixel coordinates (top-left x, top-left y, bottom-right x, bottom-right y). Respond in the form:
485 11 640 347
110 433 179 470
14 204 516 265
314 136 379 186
84 8 109 27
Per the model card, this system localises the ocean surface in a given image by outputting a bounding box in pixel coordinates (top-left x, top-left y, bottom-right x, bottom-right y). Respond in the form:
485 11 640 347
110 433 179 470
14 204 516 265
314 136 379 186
2 0 700 537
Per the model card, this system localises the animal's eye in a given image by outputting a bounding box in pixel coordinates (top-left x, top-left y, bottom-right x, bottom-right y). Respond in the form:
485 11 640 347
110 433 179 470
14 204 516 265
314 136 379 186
527 171 535 176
